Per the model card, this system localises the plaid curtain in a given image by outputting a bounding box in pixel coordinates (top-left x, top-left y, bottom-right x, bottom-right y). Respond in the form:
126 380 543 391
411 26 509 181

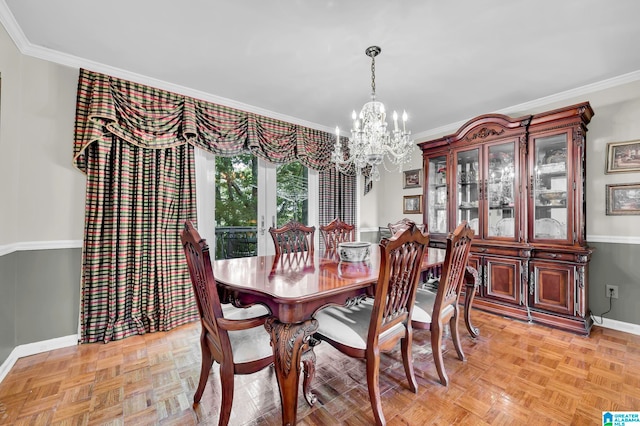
319 167 357 252
74 69 340 343
80 137 198 343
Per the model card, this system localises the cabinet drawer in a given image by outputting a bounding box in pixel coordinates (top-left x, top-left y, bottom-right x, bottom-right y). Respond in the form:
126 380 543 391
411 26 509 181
471 245 523 258
533 251 574 261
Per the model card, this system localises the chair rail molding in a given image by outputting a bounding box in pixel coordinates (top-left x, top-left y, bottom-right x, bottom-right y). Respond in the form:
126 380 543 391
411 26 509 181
0 240 83 257
586 235 640 245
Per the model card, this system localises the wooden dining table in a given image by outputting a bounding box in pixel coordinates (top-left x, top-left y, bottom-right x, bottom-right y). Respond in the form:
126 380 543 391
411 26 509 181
213 247 478 426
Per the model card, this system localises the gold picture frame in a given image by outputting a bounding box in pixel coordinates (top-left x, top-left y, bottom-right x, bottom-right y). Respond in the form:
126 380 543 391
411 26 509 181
403 195 422 214
403 169 422 189
605 140 640 174
606 183 640 215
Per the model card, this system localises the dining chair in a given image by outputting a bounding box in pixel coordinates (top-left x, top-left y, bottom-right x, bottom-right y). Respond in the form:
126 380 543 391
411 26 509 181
180 220 274 426
269 220 315 256
388 217 425 234
411 221 474 386
313 222 430 425
388 218 428 283
319 218 355 254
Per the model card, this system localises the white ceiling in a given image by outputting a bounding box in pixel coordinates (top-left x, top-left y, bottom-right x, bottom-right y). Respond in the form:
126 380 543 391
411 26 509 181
3 0 640 140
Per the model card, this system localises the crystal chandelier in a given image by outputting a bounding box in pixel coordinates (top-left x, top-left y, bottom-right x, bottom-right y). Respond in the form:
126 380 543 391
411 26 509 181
332 46 414 181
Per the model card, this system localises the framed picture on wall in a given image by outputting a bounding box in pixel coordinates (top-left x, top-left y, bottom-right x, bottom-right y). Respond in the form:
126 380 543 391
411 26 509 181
605 140 640 173
403 195 422 214
403 169 422 189
606 183 640 215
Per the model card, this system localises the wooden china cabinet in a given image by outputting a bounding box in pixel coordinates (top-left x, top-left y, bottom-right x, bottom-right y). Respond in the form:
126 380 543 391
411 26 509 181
419 102 594 335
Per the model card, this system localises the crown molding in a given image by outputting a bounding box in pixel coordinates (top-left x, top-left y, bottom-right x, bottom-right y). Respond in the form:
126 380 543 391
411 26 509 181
0 1 334 135
414 68 640 142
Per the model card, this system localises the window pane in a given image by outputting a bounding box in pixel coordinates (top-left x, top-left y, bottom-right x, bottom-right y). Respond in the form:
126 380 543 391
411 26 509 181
276 162 308 226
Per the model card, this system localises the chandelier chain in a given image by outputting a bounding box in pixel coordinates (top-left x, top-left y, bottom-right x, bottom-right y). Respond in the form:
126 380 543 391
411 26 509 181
371 54 376 98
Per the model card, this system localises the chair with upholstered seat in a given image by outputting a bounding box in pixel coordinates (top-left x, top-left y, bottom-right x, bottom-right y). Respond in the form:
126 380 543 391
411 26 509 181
313 223 430 425
269 220 315 256
411 221 474 386
320 218 355 255
181 220 274 426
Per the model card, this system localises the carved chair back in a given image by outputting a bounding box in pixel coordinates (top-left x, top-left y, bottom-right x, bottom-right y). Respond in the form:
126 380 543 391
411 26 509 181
411 220 474 386
388 218 426 234
433 221 475 317
372 223 431 343
269 221 315 256
320 218 355 254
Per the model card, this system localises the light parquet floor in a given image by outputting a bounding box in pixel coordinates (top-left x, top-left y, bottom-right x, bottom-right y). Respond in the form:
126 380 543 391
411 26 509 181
1 310 639 425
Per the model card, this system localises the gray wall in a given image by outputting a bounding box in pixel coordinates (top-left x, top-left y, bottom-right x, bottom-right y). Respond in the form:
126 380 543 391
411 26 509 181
0 252 16 363
0 248 80 365
588 242 640 325
15 248 81 344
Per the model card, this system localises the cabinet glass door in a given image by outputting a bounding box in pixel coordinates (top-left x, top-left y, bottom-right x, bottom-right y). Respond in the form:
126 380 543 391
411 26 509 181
456 148 480 234
486 142 516 238
532 134 568 240
427 155 448 234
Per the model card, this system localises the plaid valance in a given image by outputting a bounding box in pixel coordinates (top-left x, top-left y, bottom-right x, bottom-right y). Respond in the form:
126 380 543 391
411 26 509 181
73 68 335 172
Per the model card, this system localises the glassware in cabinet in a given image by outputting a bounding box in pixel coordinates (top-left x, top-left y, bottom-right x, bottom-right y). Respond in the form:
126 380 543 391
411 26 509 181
486 141 516 238
532 133 568 240
455 148 479 230
427 155 448 234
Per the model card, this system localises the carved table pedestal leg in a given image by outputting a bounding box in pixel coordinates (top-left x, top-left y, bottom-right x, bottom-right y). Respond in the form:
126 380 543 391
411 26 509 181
265 317 319 426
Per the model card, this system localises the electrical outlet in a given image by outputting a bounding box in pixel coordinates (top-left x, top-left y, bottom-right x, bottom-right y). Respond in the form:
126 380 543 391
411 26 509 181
606 285 619 299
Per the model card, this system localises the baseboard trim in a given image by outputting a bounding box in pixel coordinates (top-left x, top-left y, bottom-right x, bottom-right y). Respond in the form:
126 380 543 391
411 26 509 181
0 334 78 383
595 317 640 336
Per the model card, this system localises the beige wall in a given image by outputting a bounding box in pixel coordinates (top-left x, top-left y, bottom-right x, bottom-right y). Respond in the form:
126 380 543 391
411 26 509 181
363 144 424 229
365 80 640 241
587 94 640 238
0 24 84 246
0 23 21 245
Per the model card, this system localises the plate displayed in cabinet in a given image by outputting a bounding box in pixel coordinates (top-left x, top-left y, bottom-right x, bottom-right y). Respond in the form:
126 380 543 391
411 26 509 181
459 201 478 208
538 191 566 205
538 163 566 174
